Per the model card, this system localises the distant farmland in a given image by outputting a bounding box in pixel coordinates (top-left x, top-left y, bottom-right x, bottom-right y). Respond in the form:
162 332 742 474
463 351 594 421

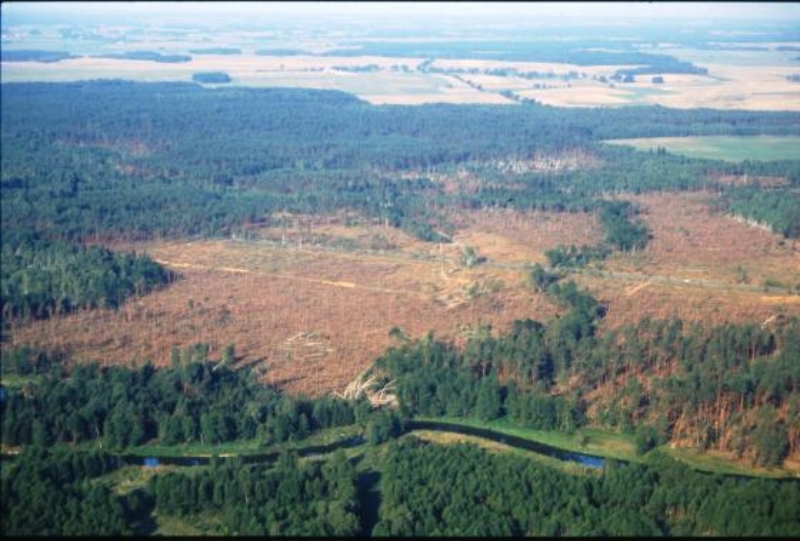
604 135 800 162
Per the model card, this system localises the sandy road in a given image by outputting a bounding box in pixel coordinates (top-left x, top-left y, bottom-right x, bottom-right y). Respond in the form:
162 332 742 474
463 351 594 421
157 236 798 299
154 258 425 297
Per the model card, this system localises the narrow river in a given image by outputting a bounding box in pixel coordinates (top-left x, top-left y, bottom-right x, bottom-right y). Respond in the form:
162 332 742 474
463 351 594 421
406 420 606 468
117 421 605 469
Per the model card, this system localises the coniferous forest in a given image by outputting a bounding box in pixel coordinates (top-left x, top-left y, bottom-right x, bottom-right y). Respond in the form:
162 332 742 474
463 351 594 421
2 78 800 537
3 13 800 534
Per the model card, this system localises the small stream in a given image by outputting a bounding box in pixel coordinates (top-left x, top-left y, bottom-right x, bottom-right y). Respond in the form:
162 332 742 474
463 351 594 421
117 422 605 470
118 434 366 468
406 420 606 469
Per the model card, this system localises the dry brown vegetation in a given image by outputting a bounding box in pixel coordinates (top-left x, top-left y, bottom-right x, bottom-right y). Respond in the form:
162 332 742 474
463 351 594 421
452 208 604 264
594 191 800 327
616 192 799 286
6 192 799 396
5 221 560 396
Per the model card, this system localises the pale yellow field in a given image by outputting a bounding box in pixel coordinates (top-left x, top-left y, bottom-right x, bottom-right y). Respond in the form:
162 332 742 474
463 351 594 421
4 48 799 109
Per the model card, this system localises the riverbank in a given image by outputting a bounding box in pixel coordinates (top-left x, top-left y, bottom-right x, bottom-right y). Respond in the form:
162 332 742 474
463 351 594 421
5 414 796 480
415 416 800 479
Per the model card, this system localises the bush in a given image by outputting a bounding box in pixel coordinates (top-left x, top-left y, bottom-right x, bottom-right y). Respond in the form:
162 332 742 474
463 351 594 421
192 71 232 84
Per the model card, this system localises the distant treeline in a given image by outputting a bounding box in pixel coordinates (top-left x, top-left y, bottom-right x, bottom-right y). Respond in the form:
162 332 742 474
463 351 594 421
321 40 708 72
615 60 709 77
92 51 192 63
1 49 78 63
192 72 232 84
188 47 242 55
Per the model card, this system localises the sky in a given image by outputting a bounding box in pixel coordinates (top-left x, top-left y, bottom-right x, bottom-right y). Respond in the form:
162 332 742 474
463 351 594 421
3 1 800 27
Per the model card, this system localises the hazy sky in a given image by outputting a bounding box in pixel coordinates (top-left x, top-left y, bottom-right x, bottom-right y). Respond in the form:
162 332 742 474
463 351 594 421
4 1 800 27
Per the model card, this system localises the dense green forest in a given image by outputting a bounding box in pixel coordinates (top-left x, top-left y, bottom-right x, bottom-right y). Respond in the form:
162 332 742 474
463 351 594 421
2 352 799 537
1 232 172 323
1 447 135 536
374 280 800 467
0 348 364 449
149 450 361 535
717 186 800 238
2 82 799 245
375 439 800 537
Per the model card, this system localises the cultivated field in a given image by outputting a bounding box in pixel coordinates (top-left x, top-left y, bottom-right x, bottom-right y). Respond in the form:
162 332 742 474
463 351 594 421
604 135 800 162
6 196 799 396
3 44 799 108
0 54 514 105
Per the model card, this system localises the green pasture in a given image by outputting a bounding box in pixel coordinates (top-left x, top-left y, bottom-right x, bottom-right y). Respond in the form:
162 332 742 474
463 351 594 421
605 135 800 162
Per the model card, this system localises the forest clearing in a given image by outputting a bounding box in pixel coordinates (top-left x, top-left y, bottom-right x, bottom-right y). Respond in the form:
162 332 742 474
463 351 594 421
4 4 800 536
6 194 798 397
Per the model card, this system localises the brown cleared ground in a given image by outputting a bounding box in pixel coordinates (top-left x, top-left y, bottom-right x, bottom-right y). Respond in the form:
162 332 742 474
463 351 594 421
5 225 560 397
616 192 799 287
6 194 799 395
593 191 800 327
592 277 800 329
452 208 604 264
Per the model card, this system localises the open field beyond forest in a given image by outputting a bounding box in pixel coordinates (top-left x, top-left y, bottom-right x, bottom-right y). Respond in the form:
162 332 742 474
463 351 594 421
6 192 799 397
3 46 800 109
605 135 800 162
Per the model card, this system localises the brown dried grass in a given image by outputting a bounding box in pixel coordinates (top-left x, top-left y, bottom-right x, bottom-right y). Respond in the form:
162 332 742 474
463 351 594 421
7 198 798 395
6 228 559 396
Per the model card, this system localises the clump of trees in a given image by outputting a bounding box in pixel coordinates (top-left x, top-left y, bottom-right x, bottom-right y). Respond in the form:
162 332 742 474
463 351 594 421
150 450 361 535
597 200 650 251
718 186 800 238
0 348 364 449
545 244 611 268
1 447 136 536
375 281 800 466
192 72 232 84
1 232 174 323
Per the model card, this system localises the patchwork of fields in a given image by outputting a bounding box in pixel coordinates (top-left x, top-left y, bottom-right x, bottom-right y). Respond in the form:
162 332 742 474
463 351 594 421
3 46 800 109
